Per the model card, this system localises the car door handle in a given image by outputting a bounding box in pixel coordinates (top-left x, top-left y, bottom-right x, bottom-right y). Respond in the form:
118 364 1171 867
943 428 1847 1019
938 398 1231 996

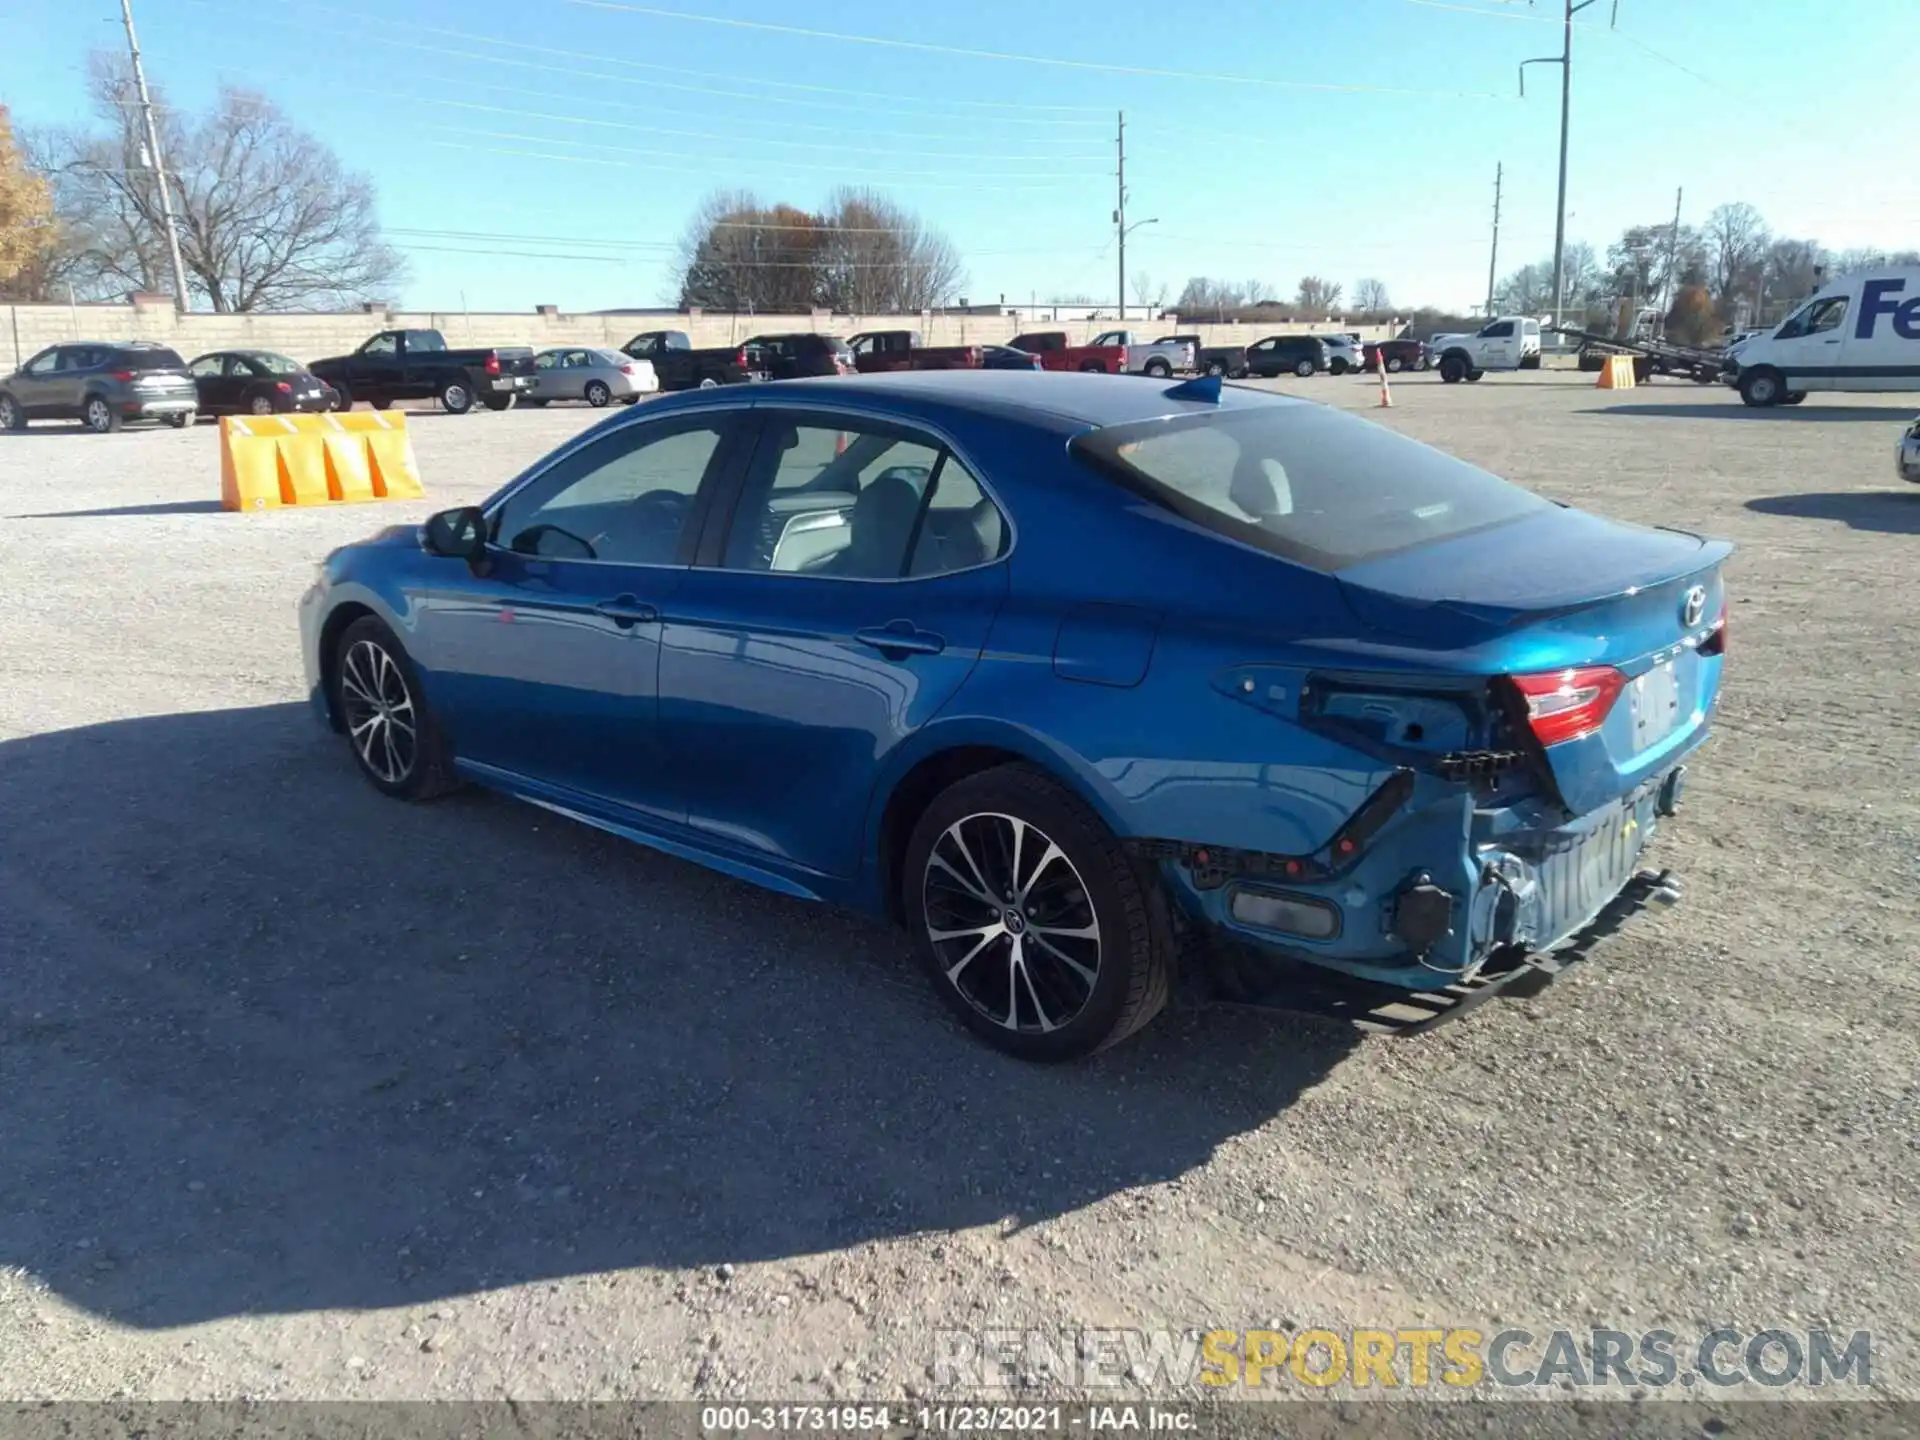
855 622 945 657
593 595 658 627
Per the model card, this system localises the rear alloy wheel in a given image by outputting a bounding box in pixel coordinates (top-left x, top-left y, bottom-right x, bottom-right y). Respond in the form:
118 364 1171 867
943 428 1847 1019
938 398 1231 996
1294 359 1315 378
249 394 276 416
698 376 720 389
1415 357 1430 371
440 381 474 415
1385 356 1404 374
332 617 458 800
1205 361 1225 377
165 413 191 428
0 393 22 431
84 395 120 433
1143 358 1171 378
584 380 612 407
904 763 1170 1061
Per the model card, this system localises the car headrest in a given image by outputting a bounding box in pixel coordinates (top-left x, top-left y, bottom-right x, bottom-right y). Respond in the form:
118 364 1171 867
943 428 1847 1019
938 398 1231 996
1229 456 1284 519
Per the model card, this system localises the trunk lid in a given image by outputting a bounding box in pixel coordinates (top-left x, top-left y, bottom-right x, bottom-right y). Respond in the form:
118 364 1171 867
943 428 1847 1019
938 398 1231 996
1337 507 1731 816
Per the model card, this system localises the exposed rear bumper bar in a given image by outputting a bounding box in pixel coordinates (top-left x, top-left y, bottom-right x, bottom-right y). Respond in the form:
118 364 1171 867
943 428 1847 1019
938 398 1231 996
1216 866 1681 1037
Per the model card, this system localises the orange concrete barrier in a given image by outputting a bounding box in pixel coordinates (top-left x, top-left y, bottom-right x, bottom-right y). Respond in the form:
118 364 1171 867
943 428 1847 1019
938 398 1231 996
220 412 425 512
1595 354 1638 390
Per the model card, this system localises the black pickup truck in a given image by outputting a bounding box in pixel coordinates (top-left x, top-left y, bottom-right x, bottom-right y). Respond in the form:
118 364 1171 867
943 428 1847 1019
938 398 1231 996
308 329 538 414
621 330 766 391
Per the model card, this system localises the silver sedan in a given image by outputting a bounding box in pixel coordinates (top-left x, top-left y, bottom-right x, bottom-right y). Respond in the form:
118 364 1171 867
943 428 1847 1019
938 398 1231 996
527 348 659 407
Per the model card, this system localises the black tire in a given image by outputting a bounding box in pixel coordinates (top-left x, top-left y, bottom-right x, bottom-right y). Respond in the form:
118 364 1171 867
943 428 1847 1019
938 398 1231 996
1385 356 1404 374
482 394 514 411
331 616 460 801
1079 361 1106 373
370 397 393 411
331 383 353 412
1142 358 1171 378
83 394 121 433
1205 360 1225 377
165 412 191 428
902 763 1171 1061
1293 358 1315 378
1783 391 1807 405
584 380 612 407
1439 355 1468 383
0 393 22 431
248 394 276 417
1466 369 1485 382
1739 367 1786 408
1330 359 1349 376
439 380 475 415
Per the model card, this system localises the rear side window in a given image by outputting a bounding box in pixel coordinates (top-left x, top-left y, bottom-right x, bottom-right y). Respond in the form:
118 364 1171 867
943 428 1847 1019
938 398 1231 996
111 348 187 370
1071 405 1549 571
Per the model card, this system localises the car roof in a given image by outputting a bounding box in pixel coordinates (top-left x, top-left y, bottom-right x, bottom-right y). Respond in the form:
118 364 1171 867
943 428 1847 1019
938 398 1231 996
682 369 1310 431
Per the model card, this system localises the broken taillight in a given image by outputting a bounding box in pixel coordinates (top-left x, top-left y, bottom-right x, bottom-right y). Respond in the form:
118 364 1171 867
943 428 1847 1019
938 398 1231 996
1699 599 1728 657
1510 666 1626 747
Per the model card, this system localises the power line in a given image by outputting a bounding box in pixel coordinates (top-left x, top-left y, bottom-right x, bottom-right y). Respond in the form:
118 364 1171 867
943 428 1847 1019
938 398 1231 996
436 126 1106 180
564 0 1508 97
425 141 1071 192
387 225 1094 256
415 97 1113 162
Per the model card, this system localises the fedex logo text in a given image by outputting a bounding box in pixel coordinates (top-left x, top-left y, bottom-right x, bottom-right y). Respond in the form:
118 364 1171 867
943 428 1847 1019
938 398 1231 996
1857 278 1920 340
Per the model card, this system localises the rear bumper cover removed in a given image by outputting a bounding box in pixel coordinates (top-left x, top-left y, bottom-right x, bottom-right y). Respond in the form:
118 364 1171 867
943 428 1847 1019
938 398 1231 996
1206 866 1682 1036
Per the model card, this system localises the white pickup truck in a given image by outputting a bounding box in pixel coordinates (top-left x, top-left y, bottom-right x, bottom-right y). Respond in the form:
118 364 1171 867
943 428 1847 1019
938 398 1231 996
1429 317 1543 383
1090 330 1196 378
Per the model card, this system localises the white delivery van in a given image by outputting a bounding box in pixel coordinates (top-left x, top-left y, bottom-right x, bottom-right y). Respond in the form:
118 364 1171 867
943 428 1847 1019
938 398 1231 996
1726 266 1920 407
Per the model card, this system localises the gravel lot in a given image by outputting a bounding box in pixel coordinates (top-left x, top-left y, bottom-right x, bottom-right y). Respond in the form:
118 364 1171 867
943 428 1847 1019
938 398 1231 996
2 374 1916 1408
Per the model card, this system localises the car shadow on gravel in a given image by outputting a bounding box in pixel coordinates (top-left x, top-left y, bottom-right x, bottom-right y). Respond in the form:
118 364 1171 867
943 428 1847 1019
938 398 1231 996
1745 490 1920 534
0 704 1358 1328
9 500 226 518
1582 402 1912 421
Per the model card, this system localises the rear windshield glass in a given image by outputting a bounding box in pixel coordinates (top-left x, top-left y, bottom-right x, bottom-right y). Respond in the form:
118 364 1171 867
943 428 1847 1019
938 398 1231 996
251 353 301 375
115 347 187 370
1071 405 1549 571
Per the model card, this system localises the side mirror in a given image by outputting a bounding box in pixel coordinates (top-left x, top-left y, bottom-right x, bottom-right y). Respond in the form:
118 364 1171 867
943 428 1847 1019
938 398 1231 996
422 506 489 571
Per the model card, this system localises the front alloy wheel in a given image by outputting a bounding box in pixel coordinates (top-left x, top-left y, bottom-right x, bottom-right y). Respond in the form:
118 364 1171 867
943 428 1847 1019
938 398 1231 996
905 763 1170 1060
0 394 23 430
332 617 457 799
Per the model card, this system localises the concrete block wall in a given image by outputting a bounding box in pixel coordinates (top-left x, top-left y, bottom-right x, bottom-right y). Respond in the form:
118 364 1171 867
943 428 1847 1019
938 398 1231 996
3 298 1398 369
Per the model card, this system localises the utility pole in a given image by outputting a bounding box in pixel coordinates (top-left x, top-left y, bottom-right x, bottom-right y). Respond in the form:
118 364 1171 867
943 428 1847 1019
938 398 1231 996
119 0 191 313
1522 0 1616 331
1484 162 1503 318
1661 185 1684 313
1114 111 1127 324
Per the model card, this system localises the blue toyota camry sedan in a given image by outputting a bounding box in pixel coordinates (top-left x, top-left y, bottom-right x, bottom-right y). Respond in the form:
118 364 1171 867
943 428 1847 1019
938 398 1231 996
299 371 1728 1059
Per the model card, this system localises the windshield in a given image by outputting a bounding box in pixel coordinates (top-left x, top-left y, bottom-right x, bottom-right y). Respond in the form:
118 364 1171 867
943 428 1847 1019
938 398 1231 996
1071 405 1549 571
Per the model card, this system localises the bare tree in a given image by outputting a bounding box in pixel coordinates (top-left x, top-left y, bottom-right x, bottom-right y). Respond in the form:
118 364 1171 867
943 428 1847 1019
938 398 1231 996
1353 277 1390 312
1295 276 1342 311
34 56 403 310
1703 201 1771 309
1130 270 1168 313
818 188 963 312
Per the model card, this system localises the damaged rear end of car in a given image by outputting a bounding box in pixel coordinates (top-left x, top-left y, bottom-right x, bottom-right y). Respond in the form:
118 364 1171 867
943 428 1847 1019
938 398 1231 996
1072 397 1730 1031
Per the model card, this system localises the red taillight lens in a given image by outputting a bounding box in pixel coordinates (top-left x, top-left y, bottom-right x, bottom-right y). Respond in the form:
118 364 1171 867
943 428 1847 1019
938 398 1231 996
620 363 636 375
1699 599 1728 657
1510 665 1627 747
274 380 292 393
735 350 748 367
484 353 501 375
111 370 134 382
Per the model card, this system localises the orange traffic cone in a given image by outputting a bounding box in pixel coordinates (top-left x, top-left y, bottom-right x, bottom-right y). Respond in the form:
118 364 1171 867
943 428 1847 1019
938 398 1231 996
1376 349 1394 408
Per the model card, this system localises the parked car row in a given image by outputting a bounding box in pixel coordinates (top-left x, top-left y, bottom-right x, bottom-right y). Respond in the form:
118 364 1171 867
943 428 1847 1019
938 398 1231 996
0 319 1431 435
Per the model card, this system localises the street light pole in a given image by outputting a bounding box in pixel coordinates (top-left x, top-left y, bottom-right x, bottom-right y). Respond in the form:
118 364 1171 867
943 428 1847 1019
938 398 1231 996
1114 111 1126 322
118 0 191 313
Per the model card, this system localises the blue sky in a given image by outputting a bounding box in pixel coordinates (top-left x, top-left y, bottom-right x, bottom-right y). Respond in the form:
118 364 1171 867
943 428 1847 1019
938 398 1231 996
3 0 1915 313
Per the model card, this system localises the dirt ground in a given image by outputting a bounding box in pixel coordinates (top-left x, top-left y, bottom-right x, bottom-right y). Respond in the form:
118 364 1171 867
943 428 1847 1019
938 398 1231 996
1 371 1915 1408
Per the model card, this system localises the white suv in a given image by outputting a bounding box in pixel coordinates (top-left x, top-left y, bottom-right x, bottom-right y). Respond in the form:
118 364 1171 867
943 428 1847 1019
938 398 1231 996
1320 335 1361 375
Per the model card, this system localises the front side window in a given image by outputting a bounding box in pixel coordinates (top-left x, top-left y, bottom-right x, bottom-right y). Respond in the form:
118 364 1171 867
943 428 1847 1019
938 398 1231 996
1480 321 1515 338
723 419 1005 579
1072 404 1548 572
406 330 447 353
491 422 728 566
24 348 62 376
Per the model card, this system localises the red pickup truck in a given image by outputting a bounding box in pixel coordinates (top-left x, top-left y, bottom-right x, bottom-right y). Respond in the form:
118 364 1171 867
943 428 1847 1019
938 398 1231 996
1009 331 1126 374
847 330 984 373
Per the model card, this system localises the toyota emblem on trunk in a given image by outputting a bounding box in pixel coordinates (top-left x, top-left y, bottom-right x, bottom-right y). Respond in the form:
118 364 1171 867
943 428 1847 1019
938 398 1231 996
1682 585 1707 627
